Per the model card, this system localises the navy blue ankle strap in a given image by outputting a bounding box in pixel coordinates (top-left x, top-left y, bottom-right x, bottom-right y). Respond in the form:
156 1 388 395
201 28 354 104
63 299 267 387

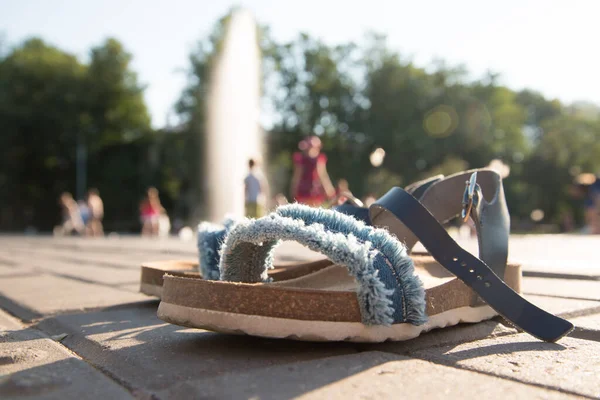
334 203 372 225
370 187 573 342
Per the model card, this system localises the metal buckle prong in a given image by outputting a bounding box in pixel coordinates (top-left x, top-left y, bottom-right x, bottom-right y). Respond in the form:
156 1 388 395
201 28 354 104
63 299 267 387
462 172 480 222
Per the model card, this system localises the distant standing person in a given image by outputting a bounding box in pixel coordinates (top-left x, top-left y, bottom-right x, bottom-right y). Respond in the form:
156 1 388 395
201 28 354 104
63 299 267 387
244 159 269 218
87 188 104 236
584 176 600 234
78 200 91 229
290 136 335 206
140 187 163 237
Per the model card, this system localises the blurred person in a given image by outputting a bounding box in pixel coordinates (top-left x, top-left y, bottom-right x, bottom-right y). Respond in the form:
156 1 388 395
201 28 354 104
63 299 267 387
583 176 600 234
140 187 164 237
87 188 104 237
572 173 600 234
78 200 91 231
334 178 355 205
290 136 335 206
57 192 85 236
158 209 171 238
244 158 269 218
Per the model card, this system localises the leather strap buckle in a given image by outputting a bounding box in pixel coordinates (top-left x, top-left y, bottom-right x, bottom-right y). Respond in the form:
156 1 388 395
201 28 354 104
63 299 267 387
462 172 480 222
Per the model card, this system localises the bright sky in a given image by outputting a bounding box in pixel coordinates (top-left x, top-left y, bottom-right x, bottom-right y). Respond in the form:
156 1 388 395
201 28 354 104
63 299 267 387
1 0 598 128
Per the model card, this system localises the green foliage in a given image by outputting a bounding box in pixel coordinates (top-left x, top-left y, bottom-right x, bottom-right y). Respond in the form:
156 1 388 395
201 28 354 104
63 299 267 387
0 37 151 230
85 38 151 146
263 32 598 228
522 115 600 223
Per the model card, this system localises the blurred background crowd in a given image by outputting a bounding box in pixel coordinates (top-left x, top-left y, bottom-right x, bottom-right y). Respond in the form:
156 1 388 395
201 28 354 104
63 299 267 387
1 3 599 236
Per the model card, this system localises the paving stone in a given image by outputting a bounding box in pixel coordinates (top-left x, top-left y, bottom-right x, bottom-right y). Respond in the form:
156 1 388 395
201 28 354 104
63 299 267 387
0 264 36 278
524 294 600 318
2 236 320 262
508 235 600 279
18 258 140 286
5 246 157 270
0 273 148 320
156 351 577 399
2 235 599 398
2 237 196 260
35 303 359 396
0 309 23 331
0 312 132 399
527 298 600 342
522 277 600 301
411 333 600 398
572 313 600 331
568 327 600 343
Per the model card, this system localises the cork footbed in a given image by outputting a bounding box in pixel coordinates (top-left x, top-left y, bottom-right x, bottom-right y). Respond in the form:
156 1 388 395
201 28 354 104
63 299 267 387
140 251 433 298
140 259 336 298
157 257 521 342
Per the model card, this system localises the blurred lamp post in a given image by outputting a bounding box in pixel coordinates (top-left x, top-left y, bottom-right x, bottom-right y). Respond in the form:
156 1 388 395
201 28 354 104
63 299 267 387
76 131 87 200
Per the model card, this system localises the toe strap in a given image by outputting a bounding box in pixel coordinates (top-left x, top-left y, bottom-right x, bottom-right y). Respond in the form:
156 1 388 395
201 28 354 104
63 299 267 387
219 204 426 326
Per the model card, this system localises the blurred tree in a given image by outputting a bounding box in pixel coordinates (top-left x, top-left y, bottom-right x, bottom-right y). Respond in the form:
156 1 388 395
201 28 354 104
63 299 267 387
85 38 151 147
0 39 86 229
523 115 600 225
516 89 562 127
84 38 152 229
269 34 363 195
359 35 478 192
0 38 151 231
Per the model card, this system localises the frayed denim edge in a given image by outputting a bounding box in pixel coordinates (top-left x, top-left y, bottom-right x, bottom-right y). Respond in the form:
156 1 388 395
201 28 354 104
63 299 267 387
276 204 427 325
197 222 227 280
219 214 393 325
219 203 428 326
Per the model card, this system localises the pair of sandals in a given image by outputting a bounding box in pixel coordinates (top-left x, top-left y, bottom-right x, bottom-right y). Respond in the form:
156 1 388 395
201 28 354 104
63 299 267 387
140 169 573 343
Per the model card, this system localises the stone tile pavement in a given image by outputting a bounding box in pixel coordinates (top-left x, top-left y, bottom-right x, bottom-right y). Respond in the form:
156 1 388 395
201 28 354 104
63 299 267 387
1 235 599 399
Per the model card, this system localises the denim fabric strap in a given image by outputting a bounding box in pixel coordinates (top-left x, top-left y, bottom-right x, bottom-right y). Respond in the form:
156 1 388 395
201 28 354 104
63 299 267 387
197 221 236 280
370 187 574 342
219 204 426 326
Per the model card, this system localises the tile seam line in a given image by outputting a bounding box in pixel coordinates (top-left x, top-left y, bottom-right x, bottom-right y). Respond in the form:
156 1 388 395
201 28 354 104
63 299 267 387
407 354 598 399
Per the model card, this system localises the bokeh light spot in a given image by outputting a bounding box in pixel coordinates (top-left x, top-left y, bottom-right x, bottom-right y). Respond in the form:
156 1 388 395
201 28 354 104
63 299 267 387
424 105 458 138
530 209 544 222
370 148 386 167
487 159 510 178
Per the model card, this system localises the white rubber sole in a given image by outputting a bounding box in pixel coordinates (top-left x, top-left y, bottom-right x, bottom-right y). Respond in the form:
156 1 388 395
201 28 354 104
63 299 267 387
140 283 162 298
157 302 498 343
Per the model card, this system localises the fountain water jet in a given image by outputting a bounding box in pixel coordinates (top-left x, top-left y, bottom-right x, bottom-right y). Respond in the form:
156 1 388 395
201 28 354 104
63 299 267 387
205 10 263 222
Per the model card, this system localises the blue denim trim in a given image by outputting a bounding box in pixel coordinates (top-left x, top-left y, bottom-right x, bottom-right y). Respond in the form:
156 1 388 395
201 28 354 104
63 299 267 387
197 219 238 280
276 205 426 325
372 253 407 323
220 204 427 326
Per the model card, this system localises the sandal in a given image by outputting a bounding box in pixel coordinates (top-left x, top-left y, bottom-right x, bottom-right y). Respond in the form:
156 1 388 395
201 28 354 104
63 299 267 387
158 170 573 342
139 175 444 297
